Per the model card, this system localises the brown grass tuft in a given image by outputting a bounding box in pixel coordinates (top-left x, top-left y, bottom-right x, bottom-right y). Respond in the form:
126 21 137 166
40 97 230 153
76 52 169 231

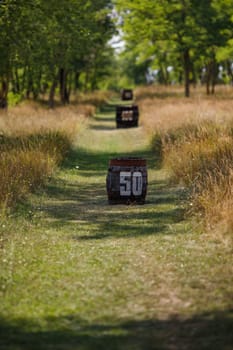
74 90 113 108
138 85 233 238
0 101 86 210
0 149 56 209
137 85 233 135
0 102 88 137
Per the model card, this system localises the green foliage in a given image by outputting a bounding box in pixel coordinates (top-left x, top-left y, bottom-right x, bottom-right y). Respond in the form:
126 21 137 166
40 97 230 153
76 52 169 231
7 92 22 106
115 0 233 93
0 0 115 106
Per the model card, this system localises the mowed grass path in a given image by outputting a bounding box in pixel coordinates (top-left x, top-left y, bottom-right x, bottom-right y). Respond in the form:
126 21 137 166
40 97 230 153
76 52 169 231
0 102 232 350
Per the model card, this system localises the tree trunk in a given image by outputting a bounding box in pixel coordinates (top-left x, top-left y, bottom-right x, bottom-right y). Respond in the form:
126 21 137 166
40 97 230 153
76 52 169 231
66 72 72 103
84 70 89 92
12 68 20 94
158 64 168 85
22 67 27 93
211 62 218 94
49 77 58 108
0 78 9 108
226 60 233 85
26 75 33 99
205 53 218 95
211 80 215 94
206 63 211 95
206 80 210 95
59 68 69 104
206 61 214 95
74 72 80 92
191 64 197 88
33 70 42 100
183 48 190 97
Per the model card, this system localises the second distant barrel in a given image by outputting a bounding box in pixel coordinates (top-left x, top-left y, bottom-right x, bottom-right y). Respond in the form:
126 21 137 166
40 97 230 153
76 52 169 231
116 105 139 128
121 89 133 100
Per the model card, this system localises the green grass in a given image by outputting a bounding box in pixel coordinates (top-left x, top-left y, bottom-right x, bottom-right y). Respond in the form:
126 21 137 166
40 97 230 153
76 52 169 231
0 100 232 350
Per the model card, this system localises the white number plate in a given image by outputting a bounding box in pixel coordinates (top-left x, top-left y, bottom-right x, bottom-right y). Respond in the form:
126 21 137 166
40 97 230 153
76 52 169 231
122 110 133 121
120 171 143 196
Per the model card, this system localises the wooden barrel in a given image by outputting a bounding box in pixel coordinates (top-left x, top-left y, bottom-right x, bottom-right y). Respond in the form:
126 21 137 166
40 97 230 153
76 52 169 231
121 89 133 100
116 105 139 128
106 157 147 204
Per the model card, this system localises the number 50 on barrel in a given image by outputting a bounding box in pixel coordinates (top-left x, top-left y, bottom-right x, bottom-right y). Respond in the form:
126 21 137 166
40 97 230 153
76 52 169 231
120 171 143 196
106 157 147 204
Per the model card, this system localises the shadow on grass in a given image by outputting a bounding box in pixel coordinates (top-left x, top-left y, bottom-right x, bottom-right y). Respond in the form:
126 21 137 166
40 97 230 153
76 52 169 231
90 124 116 131
98 102 117 114
92 107 115 125
0 309 232 350
40 142 184 240
43 179 180 207
93 116 114 122
37 102 181 239
39 175 185 240
62 146 160 174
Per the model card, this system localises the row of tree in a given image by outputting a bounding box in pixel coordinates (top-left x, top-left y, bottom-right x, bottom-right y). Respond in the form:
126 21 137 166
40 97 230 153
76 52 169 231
115 0 233 96
1 0 233 106
0 0 115 108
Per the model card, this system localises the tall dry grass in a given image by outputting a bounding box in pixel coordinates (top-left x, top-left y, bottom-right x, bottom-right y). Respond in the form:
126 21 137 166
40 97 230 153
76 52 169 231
0 101 91 136
163 127 233 231
73 90 113 108
0 101 89 210
136 85 233 133
137 85 233 237
0 150 56 209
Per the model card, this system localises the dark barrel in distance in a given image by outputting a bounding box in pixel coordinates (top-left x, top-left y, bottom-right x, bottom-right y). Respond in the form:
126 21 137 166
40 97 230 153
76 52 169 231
106 157 147 204
121 89 133 101
116 105 139 128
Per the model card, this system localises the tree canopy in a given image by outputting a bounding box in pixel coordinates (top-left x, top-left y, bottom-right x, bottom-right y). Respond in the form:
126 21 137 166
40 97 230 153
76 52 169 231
0 0 115 107
1 0 233 105
115 0 233 96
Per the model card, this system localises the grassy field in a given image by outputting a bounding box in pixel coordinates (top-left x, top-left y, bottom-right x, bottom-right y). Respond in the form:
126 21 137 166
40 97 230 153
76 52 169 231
0 96 233 349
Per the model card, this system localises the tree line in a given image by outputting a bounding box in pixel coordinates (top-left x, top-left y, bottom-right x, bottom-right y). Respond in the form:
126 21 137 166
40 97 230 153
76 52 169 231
1 0 233 106
115 0 233 96
0 0 115 108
